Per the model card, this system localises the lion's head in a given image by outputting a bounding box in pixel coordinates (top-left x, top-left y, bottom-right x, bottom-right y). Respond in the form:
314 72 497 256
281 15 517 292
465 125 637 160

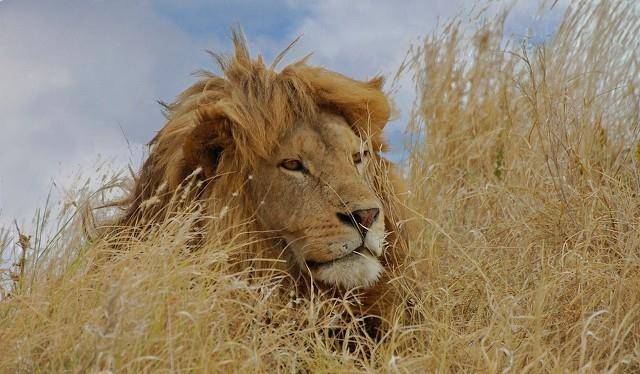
119 31 410 295
248 111 387 288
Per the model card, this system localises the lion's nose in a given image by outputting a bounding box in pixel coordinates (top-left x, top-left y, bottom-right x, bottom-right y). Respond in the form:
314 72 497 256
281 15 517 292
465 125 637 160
337 208 380 232
352 208 380 230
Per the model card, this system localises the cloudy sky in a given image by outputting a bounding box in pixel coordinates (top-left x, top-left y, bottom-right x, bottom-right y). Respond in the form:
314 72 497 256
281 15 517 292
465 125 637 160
0 0 567 230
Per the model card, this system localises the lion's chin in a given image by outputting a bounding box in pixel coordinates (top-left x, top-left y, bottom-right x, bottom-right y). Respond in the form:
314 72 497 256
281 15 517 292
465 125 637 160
310 252 383 289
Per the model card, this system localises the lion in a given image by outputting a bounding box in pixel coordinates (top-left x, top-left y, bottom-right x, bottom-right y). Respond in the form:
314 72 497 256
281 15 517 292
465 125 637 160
116 31 412 338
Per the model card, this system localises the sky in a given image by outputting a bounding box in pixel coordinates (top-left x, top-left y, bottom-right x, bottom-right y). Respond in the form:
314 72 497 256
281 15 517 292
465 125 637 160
0 0 568 231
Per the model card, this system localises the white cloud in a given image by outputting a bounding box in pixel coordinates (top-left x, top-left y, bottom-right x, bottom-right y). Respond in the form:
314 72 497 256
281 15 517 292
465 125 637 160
0 0 215 228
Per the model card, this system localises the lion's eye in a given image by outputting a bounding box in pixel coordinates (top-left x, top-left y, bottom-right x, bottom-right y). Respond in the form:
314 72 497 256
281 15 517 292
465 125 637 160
353 150 370 164
280 159 305 172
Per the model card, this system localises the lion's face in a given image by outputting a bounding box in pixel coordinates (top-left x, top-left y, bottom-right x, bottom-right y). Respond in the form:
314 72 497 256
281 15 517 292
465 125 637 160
121 36 402 294
249 112 386 289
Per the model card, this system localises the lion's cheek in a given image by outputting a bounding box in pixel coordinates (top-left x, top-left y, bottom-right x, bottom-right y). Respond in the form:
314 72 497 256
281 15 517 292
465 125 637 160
251 178 318 232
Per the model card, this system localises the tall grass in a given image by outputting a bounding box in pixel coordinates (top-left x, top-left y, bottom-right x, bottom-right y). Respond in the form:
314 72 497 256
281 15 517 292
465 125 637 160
1 1 639 371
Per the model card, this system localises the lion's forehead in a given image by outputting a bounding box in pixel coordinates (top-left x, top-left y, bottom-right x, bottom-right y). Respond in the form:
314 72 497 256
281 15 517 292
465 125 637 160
318 118 362 151
287 115 362 158
292 127 325 155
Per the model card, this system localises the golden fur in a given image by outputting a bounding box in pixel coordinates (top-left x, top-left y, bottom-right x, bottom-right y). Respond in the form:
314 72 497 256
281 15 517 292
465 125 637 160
117 30 412 337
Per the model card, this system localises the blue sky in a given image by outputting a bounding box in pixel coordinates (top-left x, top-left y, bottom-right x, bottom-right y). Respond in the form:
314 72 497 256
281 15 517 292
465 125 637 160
0 0 568 230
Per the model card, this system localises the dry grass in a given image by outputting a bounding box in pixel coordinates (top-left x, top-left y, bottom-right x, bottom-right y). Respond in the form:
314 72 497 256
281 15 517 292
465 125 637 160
2 1 640 372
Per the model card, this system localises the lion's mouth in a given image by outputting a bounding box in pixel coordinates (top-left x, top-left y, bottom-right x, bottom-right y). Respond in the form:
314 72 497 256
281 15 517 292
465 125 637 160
302 244 383 289
305 246 371 269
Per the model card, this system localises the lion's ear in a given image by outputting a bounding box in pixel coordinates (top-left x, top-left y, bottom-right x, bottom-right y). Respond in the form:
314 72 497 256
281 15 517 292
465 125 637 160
182 108 233 180
367 76 385 90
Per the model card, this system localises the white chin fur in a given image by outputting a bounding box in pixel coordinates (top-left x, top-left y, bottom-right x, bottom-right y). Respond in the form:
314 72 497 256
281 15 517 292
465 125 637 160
313 254 383 289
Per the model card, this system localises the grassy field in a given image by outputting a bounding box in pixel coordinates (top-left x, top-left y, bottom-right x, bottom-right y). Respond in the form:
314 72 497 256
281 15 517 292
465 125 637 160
2 2 640 372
